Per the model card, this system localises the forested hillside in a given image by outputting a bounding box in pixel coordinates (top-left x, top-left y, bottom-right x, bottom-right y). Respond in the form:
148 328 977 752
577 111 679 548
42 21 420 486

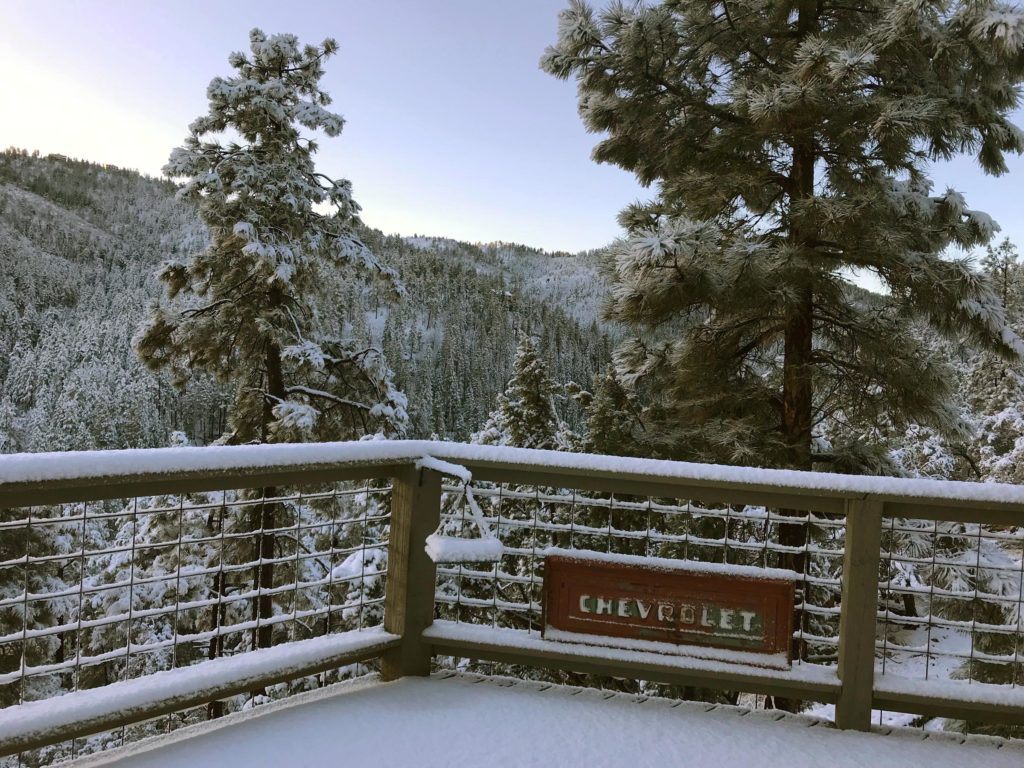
4 147 1024 487
0 149 612 452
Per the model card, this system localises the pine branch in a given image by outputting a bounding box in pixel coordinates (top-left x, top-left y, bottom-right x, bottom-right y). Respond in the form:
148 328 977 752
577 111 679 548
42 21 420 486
284 385 372 411
181 298 233 318
722 1 779 73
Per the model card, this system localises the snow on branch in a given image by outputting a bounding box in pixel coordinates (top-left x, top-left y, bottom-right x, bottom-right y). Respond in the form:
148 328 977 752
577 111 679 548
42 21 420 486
271 401 318 433
286 385 372 411
973 9 1024 52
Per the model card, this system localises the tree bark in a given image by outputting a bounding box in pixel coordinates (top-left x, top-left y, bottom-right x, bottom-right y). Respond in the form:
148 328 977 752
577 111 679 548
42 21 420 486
774 0 819 712
207 506 227 719
781 0 819 474
254 320 287 651
206 565 228 719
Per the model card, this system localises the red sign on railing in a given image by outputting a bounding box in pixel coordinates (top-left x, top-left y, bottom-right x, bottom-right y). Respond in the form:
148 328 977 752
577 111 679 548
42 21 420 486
543 550 795 665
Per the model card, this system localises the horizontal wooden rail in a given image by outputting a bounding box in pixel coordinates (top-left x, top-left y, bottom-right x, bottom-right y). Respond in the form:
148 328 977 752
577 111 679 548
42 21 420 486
873 678 1024 727
445 456 1024 526
423 622 840 702
0 462 406 508
0 628 399 759
3 440 1024 521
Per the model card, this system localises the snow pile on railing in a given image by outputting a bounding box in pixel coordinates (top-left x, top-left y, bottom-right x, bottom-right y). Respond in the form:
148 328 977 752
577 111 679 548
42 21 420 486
416 456 505 564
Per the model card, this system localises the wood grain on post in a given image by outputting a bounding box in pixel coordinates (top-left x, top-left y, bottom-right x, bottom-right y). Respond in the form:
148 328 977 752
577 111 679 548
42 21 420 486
834 499 883 731
381 466 442 680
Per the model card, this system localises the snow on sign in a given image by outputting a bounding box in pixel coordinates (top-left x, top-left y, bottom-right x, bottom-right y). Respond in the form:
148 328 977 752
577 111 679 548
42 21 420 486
542 549 796 665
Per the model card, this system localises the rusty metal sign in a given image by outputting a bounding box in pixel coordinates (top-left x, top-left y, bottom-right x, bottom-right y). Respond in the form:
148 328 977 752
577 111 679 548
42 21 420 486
543 551 795 663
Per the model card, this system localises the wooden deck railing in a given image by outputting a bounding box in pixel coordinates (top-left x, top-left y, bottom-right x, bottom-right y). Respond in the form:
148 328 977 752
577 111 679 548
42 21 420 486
0 441 1022 761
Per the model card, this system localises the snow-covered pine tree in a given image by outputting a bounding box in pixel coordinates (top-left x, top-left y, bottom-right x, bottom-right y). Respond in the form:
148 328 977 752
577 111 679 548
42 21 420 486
134 30 407 651
542 1 1024 471
982 238 1023 312
473 335 573 450
437 337 573 633
135 29 408 445
581 364 641 456
0 399 15 454
967 356 1024 483
967 238 1024 482
951 244 1024 730
545 2 1024 712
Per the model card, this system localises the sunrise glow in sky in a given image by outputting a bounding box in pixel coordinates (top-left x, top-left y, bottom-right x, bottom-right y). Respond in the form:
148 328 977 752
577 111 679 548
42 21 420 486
3 0 1024 254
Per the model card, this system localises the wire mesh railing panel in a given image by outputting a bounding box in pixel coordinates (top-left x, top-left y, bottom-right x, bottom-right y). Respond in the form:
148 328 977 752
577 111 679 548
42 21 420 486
5 449 1024 762
0 480 391 765
876 515 1024 735
433 482 847 672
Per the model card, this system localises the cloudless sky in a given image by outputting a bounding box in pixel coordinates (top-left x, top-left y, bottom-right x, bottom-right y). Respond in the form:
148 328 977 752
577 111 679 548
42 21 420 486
2 0 1024 255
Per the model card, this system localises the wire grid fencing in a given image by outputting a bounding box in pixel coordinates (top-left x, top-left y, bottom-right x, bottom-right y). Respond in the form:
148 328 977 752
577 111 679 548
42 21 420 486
0 479 391 766
876 514 1024 736
432 481 847 685
432 481 1024 735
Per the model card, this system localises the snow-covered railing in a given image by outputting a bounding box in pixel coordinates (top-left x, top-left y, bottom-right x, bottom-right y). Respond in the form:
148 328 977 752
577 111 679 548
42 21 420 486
0 447 404 764
1 440 1023 763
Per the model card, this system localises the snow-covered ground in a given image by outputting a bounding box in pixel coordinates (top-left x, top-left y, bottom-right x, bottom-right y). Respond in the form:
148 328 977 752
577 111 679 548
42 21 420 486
807 626 971 728
75 673 1021 768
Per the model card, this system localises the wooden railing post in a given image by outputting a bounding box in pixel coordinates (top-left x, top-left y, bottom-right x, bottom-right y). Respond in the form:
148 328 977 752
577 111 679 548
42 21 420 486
381 466 442 680
834 498 883 730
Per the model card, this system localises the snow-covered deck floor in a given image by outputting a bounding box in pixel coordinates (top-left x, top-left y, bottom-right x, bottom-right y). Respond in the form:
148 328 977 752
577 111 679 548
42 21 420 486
75 673 1022 768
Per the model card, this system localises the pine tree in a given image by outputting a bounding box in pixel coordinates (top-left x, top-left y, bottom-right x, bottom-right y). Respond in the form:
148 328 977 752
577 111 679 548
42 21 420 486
968 238 1024 483
545 2 1024 713
135 29 408 445
134 30 407 652
543 1 1024 471
473 335 570 450
582 365 641 456
445 337 574 641
0 398 16 453
981 237 1022 311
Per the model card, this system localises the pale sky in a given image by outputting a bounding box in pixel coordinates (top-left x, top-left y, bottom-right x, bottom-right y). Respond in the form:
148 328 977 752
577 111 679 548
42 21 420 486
2 0 1024 255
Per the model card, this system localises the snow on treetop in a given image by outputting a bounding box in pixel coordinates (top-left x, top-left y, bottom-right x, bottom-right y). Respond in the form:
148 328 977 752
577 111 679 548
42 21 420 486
974 9 1024 52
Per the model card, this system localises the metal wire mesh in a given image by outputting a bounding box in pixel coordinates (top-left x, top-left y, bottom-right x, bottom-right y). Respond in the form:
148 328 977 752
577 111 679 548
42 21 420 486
0 480 391 764
433 482 847 669
876 516 1024 733
432 480 1024 735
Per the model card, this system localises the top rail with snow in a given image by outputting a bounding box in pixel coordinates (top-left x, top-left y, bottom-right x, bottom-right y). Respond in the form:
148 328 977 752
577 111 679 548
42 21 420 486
0 440 1022 762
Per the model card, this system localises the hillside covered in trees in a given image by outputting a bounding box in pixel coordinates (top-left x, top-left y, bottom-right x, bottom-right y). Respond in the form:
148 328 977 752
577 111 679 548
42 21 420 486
3 147 1024 486
0 148 611 452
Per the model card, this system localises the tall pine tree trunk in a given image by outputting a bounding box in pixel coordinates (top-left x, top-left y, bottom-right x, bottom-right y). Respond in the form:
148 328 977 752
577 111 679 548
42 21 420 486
777 282 813 709
775 0 819 710
207 506 227 719
253 323 286 651
782 0 819 477
207 566 228 719
253 488 276 651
